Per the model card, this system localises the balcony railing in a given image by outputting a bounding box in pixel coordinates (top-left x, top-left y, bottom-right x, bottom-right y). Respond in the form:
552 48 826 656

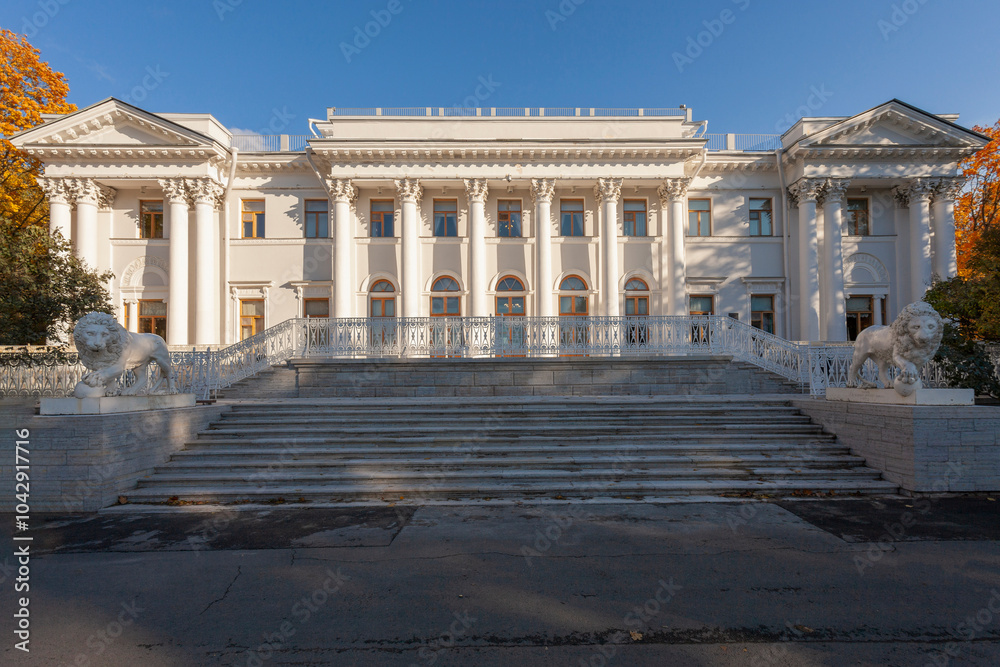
327 107 690 118
3 316 980 401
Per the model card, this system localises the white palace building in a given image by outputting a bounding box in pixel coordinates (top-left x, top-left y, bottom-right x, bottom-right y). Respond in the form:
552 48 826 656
10 99 989 348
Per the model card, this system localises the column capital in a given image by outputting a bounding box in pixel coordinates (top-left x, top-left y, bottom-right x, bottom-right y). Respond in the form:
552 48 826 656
530 178 555 204
464 178 489 203
932 177 965 202
328 178 358 205
36 177 73 205
159 178 191 205
68 178 116 209
901 178 936 202
657 178 691 204
189 178 225 209
595 177 623 204
892 184 910 209
787 178 824 205
819 178 851 205
395 178 423 203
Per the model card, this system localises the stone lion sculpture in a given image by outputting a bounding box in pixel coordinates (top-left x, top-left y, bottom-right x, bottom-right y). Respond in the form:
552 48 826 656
847 301 944 396
72 312 176 398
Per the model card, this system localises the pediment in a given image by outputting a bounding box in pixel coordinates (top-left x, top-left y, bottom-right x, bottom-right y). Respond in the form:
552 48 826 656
800 100 987 150
11 98 215 149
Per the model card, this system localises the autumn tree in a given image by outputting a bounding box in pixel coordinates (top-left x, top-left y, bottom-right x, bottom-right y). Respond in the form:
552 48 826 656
954 120 1000 276
0 28 76 229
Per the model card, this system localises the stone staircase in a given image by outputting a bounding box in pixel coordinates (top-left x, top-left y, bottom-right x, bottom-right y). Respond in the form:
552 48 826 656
124 389 898 505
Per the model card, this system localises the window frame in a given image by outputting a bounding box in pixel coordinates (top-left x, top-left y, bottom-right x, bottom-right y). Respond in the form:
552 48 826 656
138 299 167 341
430 276 461 316
433 199 459 237
303 199 329 239
846 198 871 236
239 298 265 340
750 294 775 334
624 277 650 316
303 297 330 318
139 200 164 239
688 199 712 237
495 275 526 317
748 198 773 237
558 275 589 316
846 295 875 341
623 199 648 237
370 199 395 238
560 199 585 237
689 294 714 316
241 199 265 239
369 280 396 318
497 199 522 238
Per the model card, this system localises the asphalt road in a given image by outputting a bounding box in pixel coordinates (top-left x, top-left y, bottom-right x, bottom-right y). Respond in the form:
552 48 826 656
1 497 999 666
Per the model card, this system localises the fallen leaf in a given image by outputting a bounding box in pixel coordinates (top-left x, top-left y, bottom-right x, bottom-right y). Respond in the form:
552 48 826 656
629 631 642 641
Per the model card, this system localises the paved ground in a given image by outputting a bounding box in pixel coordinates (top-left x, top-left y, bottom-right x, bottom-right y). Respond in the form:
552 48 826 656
2 497 999 666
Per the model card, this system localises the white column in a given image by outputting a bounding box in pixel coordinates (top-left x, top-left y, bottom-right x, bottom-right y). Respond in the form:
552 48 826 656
658 179 690 316
191 179 223 345
932 178 962 280
396 178 423 318
596 178 623 316
893 186 912 309
126 300 139 333
873 296 883 326
789 179 823 341
330 179 357 318
160 179 190 346
465 179 490 317
907 179 935 298
37 178 73 241
821 179 850 341
72 180 100 268
531 179 556 317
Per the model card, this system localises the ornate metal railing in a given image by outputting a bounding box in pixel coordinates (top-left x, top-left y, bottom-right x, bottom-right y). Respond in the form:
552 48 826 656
1 316 993 400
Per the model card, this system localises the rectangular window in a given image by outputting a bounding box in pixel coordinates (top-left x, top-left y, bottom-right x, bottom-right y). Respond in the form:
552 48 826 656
623 200 647 237
433 199 458 237
688 199 711 236
242 200 265 238
689 295 714 315
371 200 395 237
846 199 870 236
561 199 584 236
303 298 329 318
498 200 522 237
304 200 328 238
138 300 167 341
139 200 163 239
846 296 874 341
749 198 772 237
240 299 265 340
750 295 775 334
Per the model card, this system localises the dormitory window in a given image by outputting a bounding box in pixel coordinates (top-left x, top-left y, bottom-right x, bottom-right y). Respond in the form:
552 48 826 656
688 199 711 236
498 200 522 237
623 200 647 236
304 200 328 238
139 200 163 239
371 200 394 237
434 199 458 237
561 199 584 236
846 199 870 235
749 198 772 236
242 200 265 238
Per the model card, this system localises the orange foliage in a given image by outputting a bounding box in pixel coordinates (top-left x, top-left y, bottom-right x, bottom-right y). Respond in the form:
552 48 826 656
0 29 76 228
955 120 1000 277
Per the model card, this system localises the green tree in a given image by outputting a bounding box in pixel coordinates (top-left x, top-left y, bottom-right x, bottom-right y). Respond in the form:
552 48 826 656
0 218 113 345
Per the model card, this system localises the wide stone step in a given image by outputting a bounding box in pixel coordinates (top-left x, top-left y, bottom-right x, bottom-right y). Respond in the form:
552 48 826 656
199 424 829 438
122 477 900 503
157 453 867 470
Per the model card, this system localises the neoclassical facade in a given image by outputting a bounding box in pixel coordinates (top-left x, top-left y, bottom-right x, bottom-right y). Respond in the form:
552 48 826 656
11 98 987 346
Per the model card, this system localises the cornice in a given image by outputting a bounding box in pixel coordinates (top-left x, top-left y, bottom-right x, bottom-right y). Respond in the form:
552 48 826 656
310 144 703 164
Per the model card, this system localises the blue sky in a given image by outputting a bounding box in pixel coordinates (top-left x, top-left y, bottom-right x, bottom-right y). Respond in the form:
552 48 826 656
3 0 999 135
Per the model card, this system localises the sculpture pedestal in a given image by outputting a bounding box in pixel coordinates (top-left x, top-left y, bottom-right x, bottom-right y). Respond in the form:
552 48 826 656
40 394 196 415
826 387 975 406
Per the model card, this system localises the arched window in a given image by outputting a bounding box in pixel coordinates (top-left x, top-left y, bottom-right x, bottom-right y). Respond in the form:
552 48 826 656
496 276 526 316
624 277 649 316
369 280 395 317
559 275 588 316
431 277 461 316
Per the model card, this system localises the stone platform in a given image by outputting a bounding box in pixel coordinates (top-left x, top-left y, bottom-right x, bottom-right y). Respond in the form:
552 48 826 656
826 387 974 406
40 393 196 415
